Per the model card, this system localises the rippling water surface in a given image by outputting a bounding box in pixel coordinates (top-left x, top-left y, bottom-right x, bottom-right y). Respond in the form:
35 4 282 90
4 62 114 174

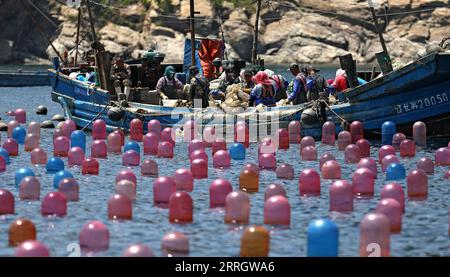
0 86 448 257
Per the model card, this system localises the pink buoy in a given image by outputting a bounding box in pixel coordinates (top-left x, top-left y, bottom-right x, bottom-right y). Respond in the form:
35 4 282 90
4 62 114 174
30 148 47 165
0 156 4 172
435 147 450 166
417 157 434 174
264 183 286 201
24 134 39 152
399 139 415 157
122 150 140 166
264 195 290 225
344 144 360 163
116 170 137 187
107 132 122 153
141 159 158 176
79 221 109 252
210 179 232 208
7 120 19 138
61 120 76 138
276 163 294 179
213 150 231 168
381 154 400 172
379 145 396 163
188 139 205 156
352 168 375 197
161 127 175 146
82 157 99 175
183 120 198 142
41 192 67 217
113 129 125 146
202 126 216 147
174 168 194 191
301 146 317 161
58 178 79 201
329 180 353 212
261 137 272 144
169 191 193 223
224 191 250 224
413 121 427 148
108 194 132 220
157 141 174 158
212 138 227 155
153 176 176 207
27 121 41 137
91 140 107 158
53 128 64 141
143 132 159 155
15 108 26 123
235 124 250 148
321 160 341 179
190 149 208 162
123 244 154 257
376 198 402 233
259 153 277 170
356 139 371 158
0 189 15 214
68 147 85 167
276 128 289 149
444 170 450 179
321 121 336 145
300 136 315 151
244 163 259 174
381 183 405 213
407 169 428 200
53 136 69 157
161 231 189 255
190 158 208 179
337 131 352 151
299 169 320 196
357 158 378 178
115 180 136 201
319 153 336 170
19 176 40 200
258 142 276 159
129 118 143 142
350 121 364 143
15 240 50 257
147 120 161 137
3 138 19 156
359 213 390 257
392 133 406 150
288 120 301 144
92 119 106 140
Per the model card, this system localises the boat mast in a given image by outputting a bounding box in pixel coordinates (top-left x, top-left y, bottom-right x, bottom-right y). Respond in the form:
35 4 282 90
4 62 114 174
367 0 393 73
189 0 196 66
252 0 262 65
74 7 81 67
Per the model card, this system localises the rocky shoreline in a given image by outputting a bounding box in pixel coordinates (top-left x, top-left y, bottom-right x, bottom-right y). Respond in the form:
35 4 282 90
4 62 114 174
1 0 449 66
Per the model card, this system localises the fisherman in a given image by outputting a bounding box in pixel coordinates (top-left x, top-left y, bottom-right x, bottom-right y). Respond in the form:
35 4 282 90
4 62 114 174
249 71 276 107
331 69 348 93
264 69 289 102
155 66 184 100
189 66 210 108
306 65 328 101
286 63 308 105
111 57 132 101
211 68 235 101
236 68 255 92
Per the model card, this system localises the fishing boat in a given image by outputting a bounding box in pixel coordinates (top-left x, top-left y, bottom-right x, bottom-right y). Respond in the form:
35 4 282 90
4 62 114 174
0 70 50 87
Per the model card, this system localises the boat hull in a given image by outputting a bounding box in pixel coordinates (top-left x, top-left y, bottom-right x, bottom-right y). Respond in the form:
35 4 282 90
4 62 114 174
0 71 50 87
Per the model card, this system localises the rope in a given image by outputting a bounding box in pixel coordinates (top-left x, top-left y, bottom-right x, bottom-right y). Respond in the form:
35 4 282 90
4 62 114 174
320 100 350 129
81 103 109 131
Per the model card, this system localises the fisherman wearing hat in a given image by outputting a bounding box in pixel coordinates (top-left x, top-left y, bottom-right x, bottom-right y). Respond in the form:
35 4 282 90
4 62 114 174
188 65 210 108
156 66 184 100
286 63 308 105
249 71 276 107
306 65 328 101
212 67 236 101
236 68 255 93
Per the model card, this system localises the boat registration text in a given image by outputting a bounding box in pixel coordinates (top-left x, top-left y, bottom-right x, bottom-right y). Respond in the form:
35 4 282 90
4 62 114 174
395 92 448 114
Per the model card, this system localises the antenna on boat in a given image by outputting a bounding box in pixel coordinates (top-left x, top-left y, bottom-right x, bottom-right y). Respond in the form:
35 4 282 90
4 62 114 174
367 0 393 73
189 0 198 67
74 6 82 67
252 0 262 65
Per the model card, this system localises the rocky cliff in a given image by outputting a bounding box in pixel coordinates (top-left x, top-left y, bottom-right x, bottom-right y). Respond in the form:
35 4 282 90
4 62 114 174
1 0 449 66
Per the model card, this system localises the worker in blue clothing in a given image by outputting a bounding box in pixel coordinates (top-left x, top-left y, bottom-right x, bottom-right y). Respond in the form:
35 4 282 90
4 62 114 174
286 63 308 105
249 71 276 107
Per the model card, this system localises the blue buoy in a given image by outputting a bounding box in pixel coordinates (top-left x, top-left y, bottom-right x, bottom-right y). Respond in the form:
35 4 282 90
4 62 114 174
229 143 246 160
15 168 35 187
124 141 140 154
381 121 396 146
53 170 74 189
46 157 65 174
12 126 27 144
70 130 86 152
307 219 339 257
386 162 406 181
0 148 10 164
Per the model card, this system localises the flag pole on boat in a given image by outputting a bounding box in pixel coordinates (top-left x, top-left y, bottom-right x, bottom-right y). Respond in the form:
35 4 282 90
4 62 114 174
252 0 262 65
189 0 197 67
74 7 82 67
